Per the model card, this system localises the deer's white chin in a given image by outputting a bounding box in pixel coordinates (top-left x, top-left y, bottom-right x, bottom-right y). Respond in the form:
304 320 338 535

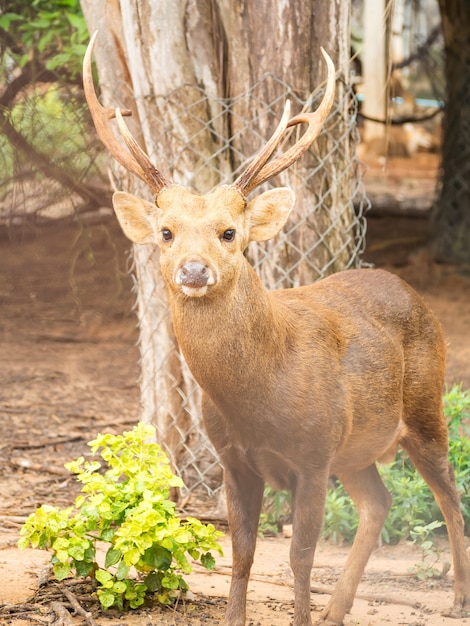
181 285 208 297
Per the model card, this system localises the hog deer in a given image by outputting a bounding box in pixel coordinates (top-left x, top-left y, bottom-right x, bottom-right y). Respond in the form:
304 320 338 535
84 32 470 626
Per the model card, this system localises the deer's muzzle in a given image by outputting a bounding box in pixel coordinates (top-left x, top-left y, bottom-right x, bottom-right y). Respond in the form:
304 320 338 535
175 262 215 296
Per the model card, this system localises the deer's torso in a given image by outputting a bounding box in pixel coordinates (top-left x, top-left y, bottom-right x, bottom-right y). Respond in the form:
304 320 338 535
171 267 445 488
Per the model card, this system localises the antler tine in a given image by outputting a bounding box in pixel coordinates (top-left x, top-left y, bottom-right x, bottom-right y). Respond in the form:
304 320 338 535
83 31 171 193
114 107 170 190
236 49 336 195
233 100 291 193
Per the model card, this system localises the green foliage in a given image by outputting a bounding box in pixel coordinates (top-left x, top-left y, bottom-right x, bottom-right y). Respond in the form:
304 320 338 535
381 384 470 541
1 0 88 79
0 1 104 202
379 453 439 544
444 383 470 437
409 520 445 580
323 483 358 544
258 487 291 536
259 384 470 546
5 86 94 174
446 385 470 531
19 423 223 610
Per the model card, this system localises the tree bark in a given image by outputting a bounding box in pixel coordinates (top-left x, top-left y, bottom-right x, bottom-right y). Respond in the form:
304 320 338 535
433 0 470 263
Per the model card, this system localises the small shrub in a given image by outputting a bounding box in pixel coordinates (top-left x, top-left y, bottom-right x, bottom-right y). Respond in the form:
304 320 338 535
259 487 291 536
444 383 470 438
379 453 438 544
19 423 223 610
409 520 445 580
323 483 358 544
445 384 470 532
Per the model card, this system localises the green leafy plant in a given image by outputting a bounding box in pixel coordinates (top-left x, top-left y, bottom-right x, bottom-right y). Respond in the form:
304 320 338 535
19 423 223 610
409 520 445 580
445 384 470 533
5 87 95 175
323 483 358 544
259 487 291 536
0 0 109 213
445 383 470 437
0 0 88 79
379 454 438 544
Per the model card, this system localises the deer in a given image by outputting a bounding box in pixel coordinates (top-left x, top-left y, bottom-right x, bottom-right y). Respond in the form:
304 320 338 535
83 32 470 626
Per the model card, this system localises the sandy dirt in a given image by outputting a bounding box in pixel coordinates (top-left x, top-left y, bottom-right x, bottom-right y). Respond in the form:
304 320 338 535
1 154 470 625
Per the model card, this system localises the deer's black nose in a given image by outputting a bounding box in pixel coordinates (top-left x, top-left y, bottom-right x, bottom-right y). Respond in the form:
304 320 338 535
179 262 210 287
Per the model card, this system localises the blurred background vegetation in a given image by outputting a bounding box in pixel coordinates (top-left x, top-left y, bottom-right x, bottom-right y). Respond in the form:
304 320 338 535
0 0 107 224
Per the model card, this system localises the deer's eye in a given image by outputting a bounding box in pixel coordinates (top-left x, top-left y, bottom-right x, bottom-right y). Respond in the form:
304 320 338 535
161 229 173 241
222 229 235 242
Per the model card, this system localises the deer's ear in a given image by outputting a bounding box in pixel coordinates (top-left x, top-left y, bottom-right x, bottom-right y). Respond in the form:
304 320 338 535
112 191 157 244
246 188 295 243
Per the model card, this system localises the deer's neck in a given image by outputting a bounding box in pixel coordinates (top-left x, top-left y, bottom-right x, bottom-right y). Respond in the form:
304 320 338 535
169 260 291 393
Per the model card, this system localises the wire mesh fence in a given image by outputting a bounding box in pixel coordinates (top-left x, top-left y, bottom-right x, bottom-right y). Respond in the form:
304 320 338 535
123 73 370 513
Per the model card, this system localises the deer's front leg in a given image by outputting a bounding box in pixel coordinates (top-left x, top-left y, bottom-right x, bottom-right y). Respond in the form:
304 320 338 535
223 463 264 626
290 472 329 626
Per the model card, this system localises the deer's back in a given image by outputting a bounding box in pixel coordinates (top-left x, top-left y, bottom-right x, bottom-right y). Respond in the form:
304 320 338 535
276 267 441 345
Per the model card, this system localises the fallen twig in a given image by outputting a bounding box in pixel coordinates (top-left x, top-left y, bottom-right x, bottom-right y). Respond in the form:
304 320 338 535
10 459 70 476
12 435 84 450
0 508 36 516
50 601 74 626
38 564 53 587
35 333 98 344
59 584 99 626
0 537 20 549
0 514 28 524
0 602 42 615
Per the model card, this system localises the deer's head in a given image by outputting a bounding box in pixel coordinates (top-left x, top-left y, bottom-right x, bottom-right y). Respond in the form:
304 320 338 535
83 33 335 298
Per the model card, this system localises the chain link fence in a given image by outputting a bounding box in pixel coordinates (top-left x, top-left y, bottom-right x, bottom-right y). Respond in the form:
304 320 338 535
124 73 370 513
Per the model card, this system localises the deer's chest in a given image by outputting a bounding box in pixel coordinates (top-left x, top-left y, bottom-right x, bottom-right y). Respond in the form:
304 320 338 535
208 402 338 490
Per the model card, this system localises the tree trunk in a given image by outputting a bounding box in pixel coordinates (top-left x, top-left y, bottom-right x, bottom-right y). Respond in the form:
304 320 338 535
80 0 362 507
361 0 387 146
433 0 470 263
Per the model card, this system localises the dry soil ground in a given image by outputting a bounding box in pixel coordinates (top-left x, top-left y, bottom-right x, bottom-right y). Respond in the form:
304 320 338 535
1 154 470 625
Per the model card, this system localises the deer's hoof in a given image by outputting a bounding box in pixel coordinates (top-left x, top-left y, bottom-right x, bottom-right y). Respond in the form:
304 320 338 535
442 606 470 619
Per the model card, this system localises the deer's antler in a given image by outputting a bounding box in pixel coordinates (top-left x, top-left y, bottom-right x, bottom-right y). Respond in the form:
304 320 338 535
84 33 334 198
83 31 171 194
233 48 336 195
